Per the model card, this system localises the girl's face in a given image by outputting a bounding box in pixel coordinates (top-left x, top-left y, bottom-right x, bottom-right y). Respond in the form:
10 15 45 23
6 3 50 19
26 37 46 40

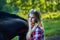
29 13 36 25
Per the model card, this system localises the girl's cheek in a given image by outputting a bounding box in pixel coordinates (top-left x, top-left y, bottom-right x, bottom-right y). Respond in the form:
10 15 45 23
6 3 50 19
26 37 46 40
32 19 35 22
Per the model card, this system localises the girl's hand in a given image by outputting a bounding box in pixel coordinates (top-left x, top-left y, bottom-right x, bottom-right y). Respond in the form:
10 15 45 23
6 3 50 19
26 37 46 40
26 33 31 40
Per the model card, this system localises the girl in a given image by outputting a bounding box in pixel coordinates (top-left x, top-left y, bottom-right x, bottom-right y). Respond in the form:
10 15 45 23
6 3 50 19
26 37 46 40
26 9 44 40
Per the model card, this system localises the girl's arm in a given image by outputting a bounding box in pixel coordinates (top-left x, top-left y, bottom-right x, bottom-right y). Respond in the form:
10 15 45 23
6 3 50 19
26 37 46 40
26 24 38 36
26 24 38 40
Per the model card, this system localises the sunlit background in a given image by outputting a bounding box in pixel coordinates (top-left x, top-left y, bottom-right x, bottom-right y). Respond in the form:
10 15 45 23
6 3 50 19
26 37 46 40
0 0 60 40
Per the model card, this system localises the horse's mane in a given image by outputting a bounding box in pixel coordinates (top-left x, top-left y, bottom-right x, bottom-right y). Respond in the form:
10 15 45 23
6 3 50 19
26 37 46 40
0 11 27 21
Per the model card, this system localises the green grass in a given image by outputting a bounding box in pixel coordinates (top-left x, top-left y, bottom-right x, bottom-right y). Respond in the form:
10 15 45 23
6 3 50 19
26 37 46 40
43 19 60 38
12 36 19 40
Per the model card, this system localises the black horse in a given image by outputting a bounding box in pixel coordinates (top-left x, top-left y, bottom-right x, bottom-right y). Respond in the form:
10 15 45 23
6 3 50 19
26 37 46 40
0 11 28 40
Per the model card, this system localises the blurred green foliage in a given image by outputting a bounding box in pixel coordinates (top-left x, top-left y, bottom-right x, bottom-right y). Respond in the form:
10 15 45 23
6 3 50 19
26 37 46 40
0 0 60 13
